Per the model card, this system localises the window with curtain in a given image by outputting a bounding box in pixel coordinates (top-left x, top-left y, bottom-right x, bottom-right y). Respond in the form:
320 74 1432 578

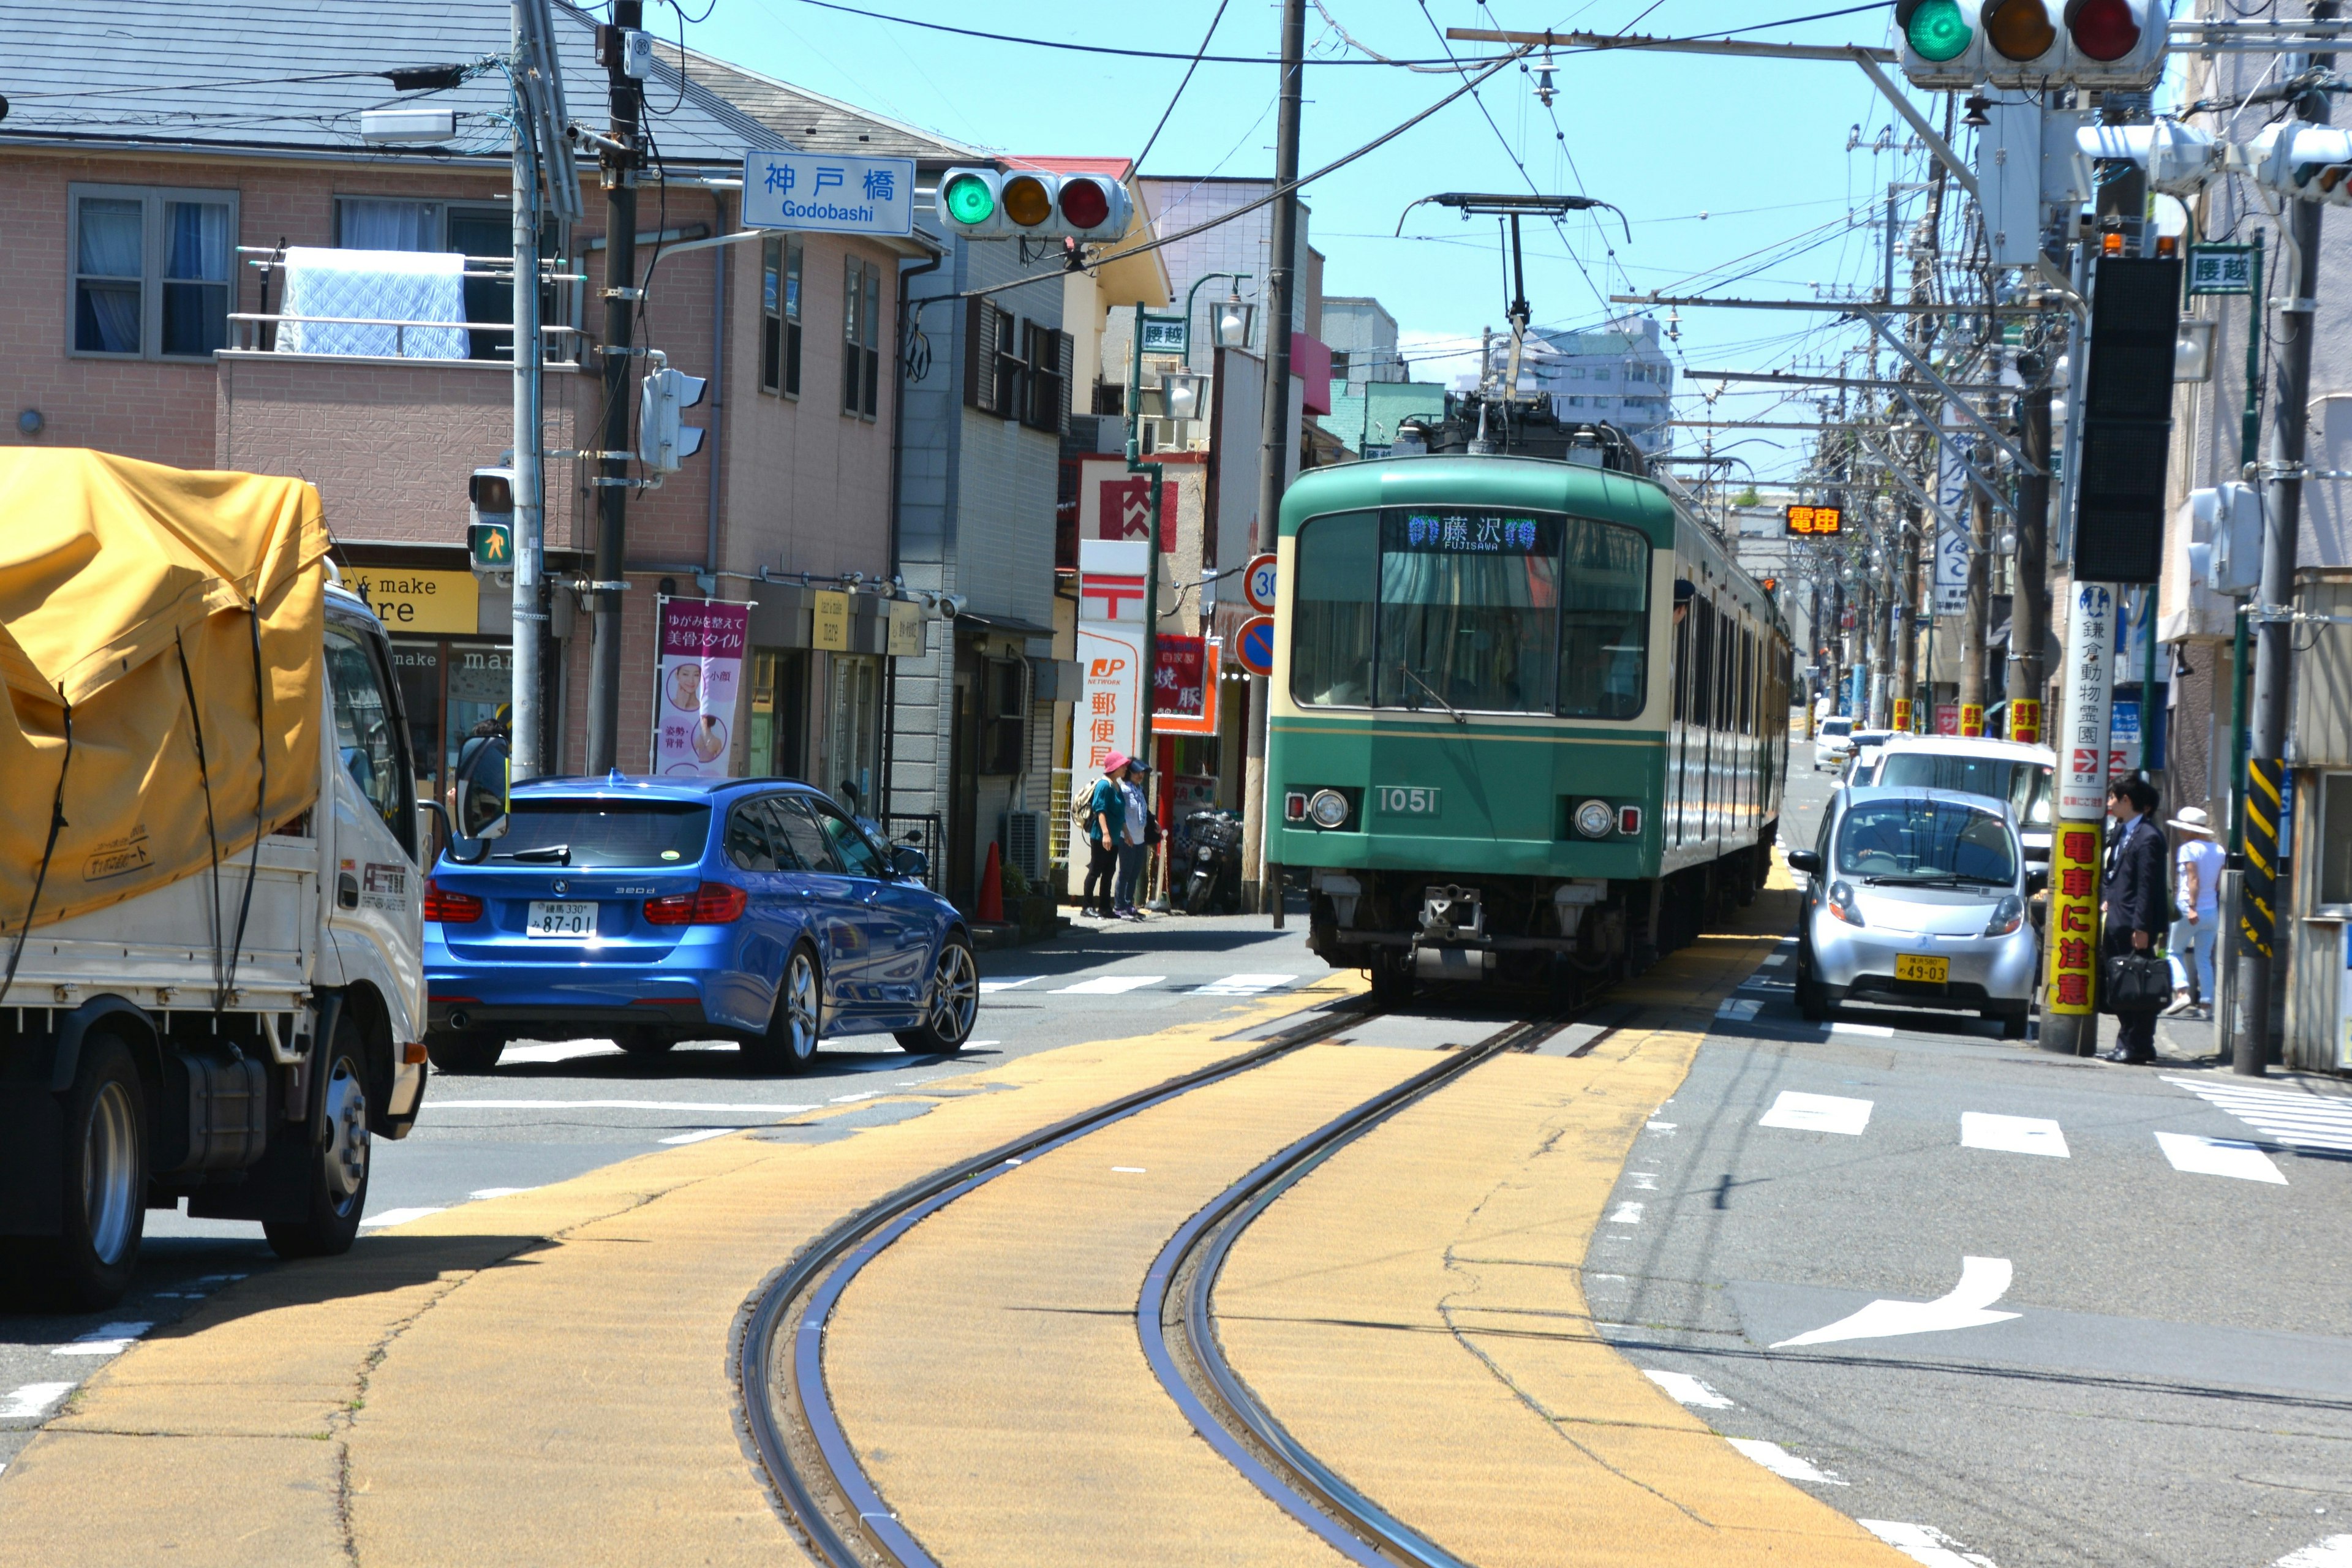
336 198 440 251
72 185 237 360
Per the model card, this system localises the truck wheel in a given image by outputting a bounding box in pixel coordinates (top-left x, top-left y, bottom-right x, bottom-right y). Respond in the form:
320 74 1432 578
54 1034 146 1311
265 1018 371 1260
424 1029 503 1074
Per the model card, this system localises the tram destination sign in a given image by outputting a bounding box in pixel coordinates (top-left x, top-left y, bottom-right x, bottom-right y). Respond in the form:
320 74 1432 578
1785 504 1844 535
1395 512 1547 553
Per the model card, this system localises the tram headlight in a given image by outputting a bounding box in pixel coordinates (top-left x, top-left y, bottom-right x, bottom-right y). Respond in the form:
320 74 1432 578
1574 798 1613 839
1307 789 1351 829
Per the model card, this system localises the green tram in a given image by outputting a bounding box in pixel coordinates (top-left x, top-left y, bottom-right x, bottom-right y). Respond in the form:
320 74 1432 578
1266 445 1790 1003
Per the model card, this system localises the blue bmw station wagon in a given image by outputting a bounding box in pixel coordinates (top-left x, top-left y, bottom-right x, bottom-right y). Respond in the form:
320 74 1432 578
421 777 975 1074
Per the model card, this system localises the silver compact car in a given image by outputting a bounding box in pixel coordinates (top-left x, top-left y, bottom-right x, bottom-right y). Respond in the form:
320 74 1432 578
1788 786 2045 1039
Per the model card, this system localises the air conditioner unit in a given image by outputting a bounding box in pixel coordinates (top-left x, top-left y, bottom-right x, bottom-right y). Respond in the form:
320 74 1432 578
1000 810 1047 884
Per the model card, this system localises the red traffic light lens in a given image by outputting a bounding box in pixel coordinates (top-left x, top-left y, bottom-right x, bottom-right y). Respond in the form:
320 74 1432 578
1002 175 1052 227
1058 178 1110 230
1983 0 2056 60
2066 0 2139 60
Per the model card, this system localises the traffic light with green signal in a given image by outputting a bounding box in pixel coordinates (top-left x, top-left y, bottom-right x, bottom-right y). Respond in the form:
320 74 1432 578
934 167 1132 242
1896 0 2168 91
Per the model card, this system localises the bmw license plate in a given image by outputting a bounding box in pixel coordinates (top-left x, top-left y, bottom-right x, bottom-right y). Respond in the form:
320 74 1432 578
527 900 598 940
1894 953 1948 985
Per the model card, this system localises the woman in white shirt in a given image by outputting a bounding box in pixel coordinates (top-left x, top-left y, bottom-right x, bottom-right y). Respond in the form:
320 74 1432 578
1114 760 1152 919
2164 807 2225 1017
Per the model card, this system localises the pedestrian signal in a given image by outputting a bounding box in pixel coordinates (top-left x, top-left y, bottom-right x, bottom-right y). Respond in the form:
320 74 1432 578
1786 504 1844 535
469 467 515 575
933 167 1131 241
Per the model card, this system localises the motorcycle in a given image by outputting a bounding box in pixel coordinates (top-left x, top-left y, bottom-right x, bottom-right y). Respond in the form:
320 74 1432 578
1180 808 1243 915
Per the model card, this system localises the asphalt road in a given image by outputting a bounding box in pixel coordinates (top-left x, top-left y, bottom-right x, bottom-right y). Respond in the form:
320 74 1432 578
1592 741 2352 1568
0 901 1324 1468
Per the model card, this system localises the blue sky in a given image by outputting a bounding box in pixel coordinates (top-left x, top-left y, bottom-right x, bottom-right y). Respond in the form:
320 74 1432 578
672 0 1941 484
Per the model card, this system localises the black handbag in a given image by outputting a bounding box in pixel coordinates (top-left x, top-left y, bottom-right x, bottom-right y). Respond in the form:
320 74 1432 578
2100 950 2173 1014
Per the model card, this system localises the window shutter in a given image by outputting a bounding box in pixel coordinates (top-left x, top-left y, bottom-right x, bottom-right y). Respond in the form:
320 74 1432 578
1054 330 1074 436
965 296 998 413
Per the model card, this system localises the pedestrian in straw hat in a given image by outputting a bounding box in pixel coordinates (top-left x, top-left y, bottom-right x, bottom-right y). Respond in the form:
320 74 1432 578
2163 806 2224 1019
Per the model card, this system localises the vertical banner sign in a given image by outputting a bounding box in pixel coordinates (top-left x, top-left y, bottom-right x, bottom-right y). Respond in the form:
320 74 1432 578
2046 820 2103 1016
886 601 924 657
1074 622 1144 771
1891 697 1913 733
652 597 750 778
2009 696 2042 745
2241 756 2282 965
1152 635 1221 736
1959 701 1986 738
2056 585 2115 816
1936 703 1960 736
812 590 850 652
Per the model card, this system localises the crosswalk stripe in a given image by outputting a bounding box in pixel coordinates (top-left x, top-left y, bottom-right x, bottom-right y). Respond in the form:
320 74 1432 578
2154 1131 2287 1185
1961 1113 2069 1158
2162 1076 2352 1153
0 1383 74 1420
1758 1091 1873 1136
1191 973 1298 996
1052 974 1164 995
978 976 1039 993
2277 1534 2352 1567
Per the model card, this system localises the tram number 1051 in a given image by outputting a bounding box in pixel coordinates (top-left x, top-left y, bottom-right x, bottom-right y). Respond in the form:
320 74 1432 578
1374 785 1441 816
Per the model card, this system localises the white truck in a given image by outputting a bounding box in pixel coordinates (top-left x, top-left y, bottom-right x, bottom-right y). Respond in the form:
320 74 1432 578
0 451 496 1308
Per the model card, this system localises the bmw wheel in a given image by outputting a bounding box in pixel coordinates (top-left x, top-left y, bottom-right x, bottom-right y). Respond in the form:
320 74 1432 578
897 937 978 1054
748 944 822 1073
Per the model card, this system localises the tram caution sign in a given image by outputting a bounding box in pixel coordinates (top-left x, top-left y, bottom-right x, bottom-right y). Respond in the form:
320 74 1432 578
1243 552 1279 614
1236 614 1276 677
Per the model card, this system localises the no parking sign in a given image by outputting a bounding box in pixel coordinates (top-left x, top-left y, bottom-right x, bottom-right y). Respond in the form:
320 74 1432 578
1236 615 1276 677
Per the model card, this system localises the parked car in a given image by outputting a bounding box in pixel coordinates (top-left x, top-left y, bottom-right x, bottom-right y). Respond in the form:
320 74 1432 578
423 777 974 1073
1864 734 2056 860
1788 786 2045 1039
1814 715 1856 771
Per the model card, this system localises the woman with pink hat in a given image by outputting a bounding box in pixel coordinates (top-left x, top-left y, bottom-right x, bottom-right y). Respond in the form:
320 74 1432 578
2164 806 2224 1019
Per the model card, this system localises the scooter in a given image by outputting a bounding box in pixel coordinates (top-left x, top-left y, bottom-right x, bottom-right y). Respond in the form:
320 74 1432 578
1181 808 1243 915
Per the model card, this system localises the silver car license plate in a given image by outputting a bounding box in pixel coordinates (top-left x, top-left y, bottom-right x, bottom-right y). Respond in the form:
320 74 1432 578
526 900 598 939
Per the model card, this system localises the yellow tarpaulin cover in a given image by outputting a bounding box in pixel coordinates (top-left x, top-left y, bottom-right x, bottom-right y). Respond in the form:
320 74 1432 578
0 449 329 937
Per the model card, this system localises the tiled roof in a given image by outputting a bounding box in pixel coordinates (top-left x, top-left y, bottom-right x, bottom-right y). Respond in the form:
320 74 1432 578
0 1 769 165
656 40 982 165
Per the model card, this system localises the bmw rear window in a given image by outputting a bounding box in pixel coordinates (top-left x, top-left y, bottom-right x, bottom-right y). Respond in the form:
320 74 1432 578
486 799 712 868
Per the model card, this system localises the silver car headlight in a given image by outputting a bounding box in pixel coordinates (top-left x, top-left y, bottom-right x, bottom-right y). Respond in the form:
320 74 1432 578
1826 880 1864 927
1981 893 2024 937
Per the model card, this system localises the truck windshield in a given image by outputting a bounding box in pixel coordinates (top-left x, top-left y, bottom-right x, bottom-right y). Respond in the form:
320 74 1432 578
1288 507 1649 717
489 800 713 869
1836 797 2016 885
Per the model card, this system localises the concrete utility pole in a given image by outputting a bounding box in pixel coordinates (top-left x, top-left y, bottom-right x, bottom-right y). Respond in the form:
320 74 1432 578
1960 449 1991 732
1893 505 1920 729
2006 380 2052 742
2241 2 2337 1078
1241 0 1306 922
584 1 644 775
510 0 546 780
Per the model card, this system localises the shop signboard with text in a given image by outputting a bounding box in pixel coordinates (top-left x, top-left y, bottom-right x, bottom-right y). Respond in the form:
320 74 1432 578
652 596 750 778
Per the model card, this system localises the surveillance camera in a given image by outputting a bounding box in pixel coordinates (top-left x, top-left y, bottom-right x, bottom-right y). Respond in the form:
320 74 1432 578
939 594 968 619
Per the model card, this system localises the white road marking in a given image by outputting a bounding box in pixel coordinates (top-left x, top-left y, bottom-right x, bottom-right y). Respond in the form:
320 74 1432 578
1774 1256 2020 1348
430 1099 819 1113
2155 1130 2288 1184
1831 1021 1896 1038
2277 1536 2352 1567
829 1091 884 1104
1111 1166 1148 1174
466 1187 535 1202
1727 1438 1845 1484
659 1128 736 1145
978 976 1040 993
1628 1172 1659 1190
1716 998 1762 1020
52 1322 153 1357
1646 1120 1677 1133
498 1039 624 1066
1607 1202 1645 1224
1643 1369 1733 1409
1758 954 1788 968
0 1383 75 1420
1589 1273 1627 1284
1961 1112 2070 1158
2162 1076 2352 1153
965 1039 1000 1047
1861 1519 2001 1567
1052 974 1165 995
1758 1091 1874 1136
1193 973 1298 996
358 1207 448 1229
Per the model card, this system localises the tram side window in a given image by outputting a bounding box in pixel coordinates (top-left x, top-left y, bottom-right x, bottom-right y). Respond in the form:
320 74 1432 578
1672 597 1690 723
1555 517 1649 720
1289 511 1379 707
1689 600 1714 729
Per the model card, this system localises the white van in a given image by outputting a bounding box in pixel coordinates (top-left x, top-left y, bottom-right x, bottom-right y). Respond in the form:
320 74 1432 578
1865 735 2057 859
1814 715 1856 771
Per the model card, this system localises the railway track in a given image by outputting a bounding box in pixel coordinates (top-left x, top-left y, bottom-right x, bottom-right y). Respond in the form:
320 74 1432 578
734 997 1611 1567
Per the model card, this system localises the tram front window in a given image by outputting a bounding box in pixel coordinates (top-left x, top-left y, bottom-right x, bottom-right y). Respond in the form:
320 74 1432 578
1289 507 1649 718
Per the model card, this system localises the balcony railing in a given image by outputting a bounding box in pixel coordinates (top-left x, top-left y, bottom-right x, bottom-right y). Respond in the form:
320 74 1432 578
235 246 586 362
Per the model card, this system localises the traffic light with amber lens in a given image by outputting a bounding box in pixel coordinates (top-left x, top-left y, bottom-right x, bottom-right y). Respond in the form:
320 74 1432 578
934 167 1132 242
1896 0 1979 87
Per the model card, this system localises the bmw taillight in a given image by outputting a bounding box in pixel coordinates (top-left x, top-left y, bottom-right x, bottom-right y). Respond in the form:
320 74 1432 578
423 880 483 924
643 883 747 925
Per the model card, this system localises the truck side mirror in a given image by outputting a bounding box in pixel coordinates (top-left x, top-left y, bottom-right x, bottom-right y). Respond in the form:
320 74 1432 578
454 739 511 842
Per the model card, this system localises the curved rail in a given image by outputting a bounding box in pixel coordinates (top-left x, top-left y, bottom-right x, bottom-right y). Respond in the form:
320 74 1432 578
1138 1013 1582 1567
734 997 1379 1568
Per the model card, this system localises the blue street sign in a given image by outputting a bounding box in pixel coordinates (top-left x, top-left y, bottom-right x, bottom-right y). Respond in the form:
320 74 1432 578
1237 614 1276 677
742 151 916 238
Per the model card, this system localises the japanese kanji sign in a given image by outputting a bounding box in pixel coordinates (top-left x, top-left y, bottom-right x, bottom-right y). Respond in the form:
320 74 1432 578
2186 243 2255 297
1098 476 1178 551
2056 584 2115 817
742 151 916 237
1074 621 1144 771
652 597 750 779
2045 821 2103 1016
1152 636 1222 736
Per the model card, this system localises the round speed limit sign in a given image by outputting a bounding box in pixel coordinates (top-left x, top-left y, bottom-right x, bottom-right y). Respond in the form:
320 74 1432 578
1243 552 1278 614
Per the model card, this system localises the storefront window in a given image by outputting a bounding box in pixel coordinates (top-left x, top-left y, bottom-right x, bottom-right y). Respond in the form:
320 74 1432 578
388 636 513 809
827 654 881 822
748 649 809 780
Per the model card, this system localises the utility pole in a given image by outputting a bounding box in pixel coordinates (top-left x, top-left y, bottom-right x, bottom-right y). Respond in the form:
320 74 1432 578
1960 448 1991 733
1893 504 1920 729
2240 2 2337 1078
2007 378 2052 742
1240 0 1306 922
510 0 546 779
584 2 644 775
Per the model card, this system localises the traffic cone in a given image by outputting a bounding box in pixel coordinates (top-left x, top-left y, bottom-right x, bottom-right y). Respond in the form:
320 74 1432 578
978 840 1005 924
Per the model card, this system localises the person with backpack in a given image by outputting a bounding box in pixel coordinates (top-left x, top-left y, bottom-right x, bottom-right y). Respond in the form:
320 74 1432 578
1114 754 1153 921
1078 753 1131 921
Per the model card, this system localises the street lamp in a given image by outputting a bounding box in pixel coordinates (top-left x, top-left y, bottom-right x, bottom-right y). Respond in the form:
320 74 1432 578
1161 369 1207 423
1180 271 1255 372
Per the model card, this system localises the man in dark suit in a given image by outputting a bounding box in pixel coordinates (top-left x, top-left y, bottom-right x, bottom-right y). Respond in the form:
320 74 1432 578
2100 777 2169 1063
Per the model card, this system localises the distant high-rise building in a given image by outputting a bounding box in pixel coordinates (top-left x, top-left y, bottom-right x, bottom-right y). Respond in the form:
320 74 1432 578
1469 317 1676 458
1321 297 1404 388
